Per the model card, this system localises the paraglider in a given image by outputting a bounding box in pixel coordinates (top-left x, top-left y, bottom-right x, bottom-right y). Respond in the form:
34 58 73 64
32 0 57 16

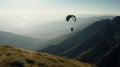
66 15 77 32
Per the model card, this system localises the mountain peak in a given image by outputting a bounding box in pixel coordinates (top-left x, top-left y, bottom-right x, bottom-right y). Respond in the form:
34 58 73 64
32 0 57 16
112 16 120 24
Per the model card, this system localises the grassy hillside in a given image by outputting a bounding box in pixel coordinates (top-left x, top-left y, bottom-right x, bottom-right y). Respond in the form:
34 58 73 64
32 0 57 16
0 45 95 67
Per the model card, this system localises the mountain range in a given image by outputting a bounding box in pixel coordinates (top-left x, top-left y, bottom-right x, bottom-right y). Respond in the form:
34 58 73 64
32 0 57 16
0 16 114 51
40 16 120 67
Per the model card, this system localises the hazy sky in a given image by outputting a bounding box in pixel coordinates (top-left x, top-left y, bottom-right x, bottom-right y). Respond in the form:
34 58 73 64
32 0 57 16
0 0 120 15
0 0 119 39
0 0 119 21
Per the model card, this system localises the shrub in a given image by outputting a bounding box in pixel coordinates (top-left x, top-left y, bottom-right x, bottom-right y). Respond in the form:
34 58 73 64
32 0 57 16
5 52 11 56
38 63 48 67
25 59 35 65
9 59 25 67
47 58 57 63
36 53 42 56
58 59 64 63
4 45 13 48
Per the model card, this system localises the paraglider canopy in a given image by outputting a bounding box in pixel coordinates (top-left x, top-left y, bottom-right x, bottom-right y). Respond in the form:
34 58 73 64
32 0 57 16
66 15 76 22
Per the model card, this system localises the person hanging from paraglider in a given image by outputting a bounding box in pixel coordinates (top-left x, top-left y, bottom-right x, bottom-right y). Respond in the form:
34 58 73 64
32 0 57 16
71 27 74 32
66 15 77 32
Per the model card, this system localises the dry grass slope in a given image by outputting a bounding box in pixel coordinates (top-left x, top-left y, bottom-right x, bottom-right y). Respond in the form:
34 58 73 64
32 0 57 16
0 45 95 67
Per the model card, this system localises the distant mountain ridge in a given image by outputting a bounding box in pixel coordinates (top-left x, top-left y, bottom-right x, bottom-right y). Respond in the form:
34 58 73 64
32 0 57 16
40 16 120 67
0 31 45 50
